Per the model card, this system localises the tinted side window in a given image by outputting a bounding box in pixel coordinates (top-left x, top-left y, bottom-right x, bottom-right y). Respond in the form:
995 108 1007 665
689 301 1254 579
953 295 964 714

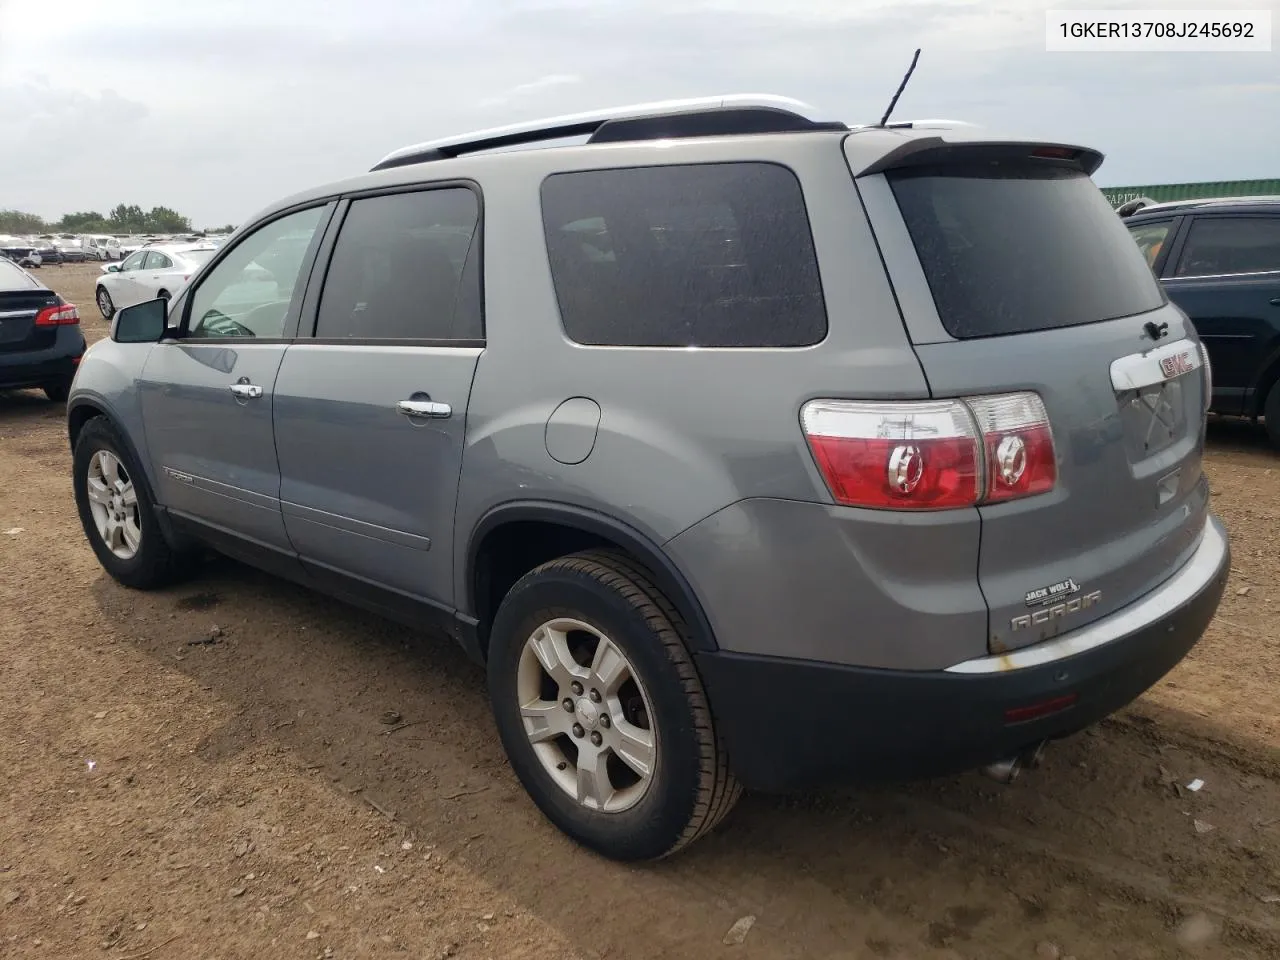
1174 216 1280 277
541 163 826 347
144 252 173 269
1126 220 1174 269
315 188 481 340
187 205 325 340
120 252 146 271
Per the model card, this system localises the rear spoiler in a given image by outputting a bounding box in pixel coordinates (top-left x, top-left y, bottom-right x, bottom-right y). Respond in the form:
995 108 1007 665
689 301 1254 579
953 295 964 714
854 137 1104 177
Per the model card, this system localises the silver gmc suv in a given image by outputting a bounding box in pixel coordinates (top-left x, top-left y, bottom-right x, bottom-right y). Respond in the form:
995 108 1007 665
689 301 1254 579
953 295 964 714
66 95 1231 861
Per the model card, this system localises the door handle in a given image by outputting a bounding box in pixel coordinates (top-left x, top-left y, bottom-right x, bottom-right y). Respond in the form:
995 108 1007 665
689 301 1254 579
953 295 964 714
229 383 263 400
397 398 451 419
1269 297 1280 306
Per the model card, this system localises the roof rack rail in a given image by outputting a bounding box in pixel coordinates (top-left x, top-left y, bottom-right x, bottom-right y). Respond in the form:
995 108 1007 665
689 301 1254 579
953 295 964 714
1133 195 1280 214
370 95 845 171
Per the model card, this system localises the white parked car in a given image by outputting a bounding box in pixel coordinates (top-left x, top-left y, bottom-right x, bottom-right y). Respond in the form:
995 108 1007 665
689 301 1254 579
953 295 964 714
95 243 218 319
83 235 122 261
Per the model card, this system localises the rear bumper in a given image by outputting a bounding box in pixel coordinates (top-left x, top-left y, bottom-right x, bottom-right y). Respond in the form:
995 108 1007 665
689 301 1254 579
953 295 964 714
0 328 86 389
696 515 1230 793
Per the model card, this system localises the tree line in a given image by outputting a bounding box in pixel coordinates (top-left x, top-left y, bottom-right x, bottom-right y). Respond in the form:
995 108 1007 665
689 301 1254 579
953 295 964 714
0 205 237 237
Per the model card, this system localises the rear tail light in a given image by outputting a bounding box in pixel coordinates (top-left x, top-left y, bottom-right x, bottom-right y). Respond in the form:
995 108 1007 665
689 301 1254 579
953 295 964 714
802 401 979 510
1198 341 1212 413
34 303 80 326
801 392 1056 511
966 393 1056 503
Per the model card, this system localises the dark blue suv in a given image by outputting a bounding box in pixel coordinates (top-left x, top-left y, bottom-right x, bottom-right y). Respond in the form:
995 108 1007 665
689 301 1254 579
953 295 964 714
0 257 84 401
1125 198 1280 446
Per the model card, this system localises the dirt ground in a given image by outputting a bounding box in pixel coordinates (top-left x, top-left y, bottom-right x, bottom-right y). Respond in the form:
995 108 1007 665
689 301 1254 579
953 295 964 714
3 263 1280 959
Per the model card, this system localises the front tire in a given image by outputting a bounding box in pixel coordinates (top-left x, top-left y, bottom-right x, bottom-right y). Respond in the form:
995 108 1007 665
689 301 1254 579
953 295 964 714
73 417 194 589
488 551 740 861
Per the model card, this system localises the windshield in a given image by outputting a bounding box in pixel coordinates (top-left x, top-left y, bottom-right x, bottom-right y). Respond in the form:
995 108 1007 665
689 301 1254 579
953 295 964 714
889 164 1166 338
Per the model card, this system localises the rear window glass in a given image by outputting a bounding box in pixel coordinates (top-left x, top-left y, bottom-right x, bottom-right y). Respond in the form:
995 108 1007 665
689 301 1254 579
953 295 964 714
541 163 827 347
0 258 37 291
184 250 216 266
889 165 1165 339
315 188 481 340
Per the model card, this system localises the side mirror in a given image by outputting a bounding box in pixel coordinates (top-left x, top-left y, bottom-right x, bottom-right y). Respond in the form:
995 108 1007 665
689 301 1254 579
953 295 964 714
106 264 121 273
111 298 169 344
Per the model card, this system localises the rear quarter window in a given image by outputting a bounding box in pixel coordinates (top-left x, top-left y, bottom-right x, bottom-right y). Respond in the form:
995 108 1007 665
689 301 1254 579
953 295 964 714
540 162 827 347
1126 220 1174 269
889 164 1166 339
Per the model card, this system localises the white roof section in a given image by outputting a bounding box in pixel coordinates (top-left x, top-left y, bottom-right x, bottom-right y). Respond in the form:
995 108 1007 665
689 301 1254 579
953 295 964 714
145 241 219 255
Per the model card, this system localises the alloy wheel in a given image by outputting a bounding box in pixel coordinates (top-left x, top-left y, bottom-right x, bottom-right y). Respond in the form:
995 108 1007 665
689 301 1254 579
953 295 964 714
517 617 657 813
85 450 141 559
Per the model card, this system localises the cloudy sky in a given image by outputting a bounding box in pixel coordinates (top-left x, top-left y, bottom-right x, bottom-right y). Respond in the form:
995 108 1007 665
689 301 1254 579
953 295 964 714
1 0 1276 227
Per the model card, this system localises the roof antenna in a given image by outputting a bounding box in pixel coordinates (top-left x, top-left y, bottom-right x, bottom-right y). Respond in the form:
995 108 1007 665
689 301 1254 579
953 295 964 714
877 48 921 127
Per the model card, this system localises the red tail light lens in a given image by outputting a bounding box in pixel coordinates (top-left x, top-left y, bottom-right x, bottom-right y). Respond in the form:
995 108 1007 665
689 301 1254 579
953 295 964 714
966 393 1056 503
802 392 1057 511
34 303 80 326
801 400 980 509
1198 341 1212 413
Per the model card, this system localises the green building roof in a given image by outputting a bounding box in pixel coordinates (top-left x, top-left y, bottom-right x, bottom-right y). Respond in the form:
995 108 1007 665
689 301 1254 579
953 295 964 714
1100 179 1280 208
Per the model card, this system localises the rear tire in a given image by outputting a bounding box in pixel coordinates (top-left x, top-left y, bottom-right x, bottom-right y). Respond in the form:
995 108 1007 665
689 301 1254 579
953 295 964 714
42 379 72 403
73 417 195 589
1265 380 1280 450
96 286 115 320
487 551 740 861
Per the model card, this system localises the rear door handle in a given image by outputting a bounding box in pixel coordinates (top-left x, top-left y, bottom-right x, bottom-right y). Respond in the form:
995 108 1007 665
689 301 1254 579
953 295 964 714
1269 297 1280 306
229 383 263 399
397 398 452 419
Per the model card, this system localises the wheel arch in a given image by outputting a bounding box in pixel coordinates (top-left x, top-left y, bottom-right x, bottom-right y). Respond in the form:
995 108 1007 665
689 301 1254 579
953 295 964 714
68 398 154 492
465 502 719 659
68 398 191 552
68 398 112 453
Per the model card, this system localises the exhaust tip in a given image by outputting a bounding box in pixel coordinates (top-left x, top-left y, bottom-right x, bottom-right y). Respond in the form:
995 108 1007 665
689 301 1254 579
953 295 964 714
980 742 1048 785
981 757 1021 784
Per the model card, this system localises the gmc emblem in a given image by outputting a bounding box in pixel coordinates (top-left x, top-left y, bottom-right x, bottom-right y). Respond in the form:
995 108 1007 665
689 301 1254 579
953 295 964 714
1160 352 1193 379
1010 591 1103 631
